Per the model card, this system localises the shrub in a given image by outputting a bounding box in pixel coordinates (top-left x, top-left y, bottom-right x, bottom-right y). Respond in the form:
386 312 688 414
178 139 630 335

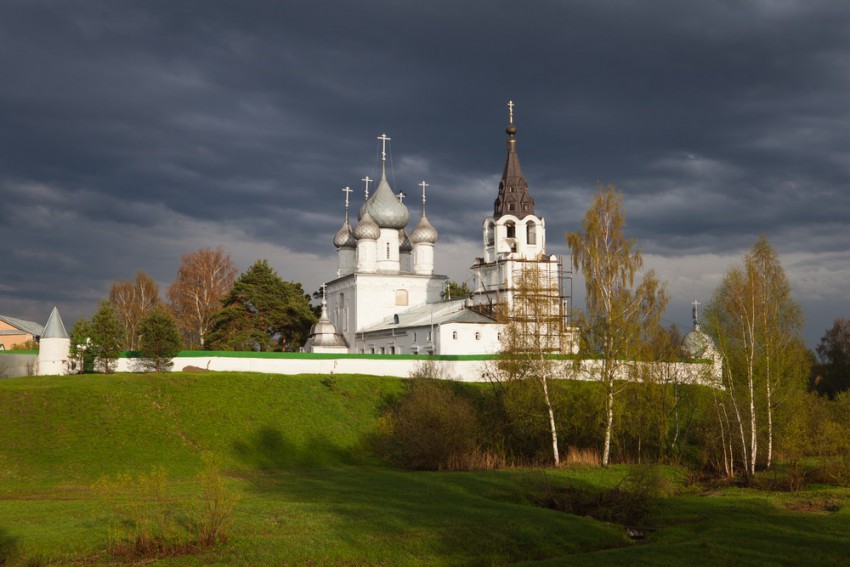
377 377 484 470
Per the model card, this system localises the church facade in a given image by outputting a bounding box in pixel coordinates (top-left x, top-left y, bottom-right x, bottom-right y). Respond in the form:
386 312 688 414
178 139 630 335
305 105 574 356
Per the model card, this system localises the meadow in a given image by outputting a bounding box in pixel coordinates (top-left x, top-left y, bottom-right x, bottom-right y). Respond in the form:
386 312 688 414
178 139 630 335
0 372 848 565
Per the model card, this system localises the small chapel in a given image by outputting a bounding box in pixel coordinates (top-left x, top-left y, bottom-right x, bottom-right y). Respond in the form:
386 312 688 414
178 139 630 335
304 103 574 355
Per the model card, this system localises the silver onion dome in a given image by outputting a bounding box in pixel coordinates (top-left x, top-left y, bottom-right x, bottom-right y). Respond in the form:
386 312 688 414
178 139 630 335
410 213 438 244
359 174 409 229
353 208 380 241
333 220 357 249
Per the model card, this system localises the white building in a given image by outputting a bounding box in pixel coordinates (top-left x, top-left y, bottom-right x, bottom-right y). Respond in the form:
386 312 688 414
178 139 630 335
313 104 574 355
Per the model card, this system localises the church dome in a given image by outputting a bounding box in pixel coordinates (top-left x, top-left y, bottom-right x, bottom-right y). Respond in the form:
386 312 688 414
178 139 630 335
333 220 357 249
399 229 413 252
410 214 438 244
359 174 409 229
684 330 715 359
305 297 349 350
353 209 380 241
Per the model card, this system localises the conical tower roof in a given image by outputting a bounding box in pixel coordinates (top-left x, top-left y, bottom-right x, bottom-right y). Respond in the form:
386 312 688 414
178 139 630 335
42 306 68 339
493 101 535 220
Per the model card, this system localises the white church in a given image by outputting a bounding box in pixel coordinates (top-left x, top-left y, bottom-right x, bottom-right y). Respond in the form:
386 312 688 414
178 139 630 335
305 104 572 356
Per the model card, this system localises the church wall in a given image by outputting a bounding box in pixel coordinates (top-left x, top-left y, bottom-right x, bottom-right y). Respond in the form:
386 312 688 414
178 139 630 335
108 353 721 387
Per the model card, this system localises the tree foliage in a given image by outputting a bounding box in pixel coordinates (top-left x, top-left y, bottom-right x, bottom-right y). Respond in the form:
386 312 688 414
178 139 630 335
138 306 182 372
69 318 94 374
109 271 160 351
567 184 668 466
207 260 316 351
89 301 125 374
813 318 850 397
497 265 565 466
167 247 237 349
442 280 472 301
703 236 809 477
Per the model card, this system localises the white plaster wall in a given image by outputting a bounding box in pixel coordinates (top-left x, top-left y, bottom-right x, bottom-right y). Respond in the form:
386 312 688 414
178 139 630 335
110 354 721 387
36 337 70 376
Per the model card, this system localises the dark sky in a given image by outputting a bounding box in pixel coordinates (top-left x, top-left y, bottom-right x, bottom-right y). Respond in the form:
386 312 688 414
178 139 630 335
2 0 849 346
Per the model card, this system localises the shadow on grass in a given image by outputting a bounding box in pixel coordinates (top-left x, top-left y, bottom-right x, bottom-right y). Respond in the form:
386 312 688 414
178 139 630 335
232 426 363 469
0 526 19 564
231 427 626 563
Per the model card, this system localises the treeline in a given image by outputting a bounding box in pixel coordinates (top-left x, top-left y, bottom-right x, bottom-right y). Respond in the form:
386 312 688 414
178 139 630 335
70 249 317 373
378 184 850 487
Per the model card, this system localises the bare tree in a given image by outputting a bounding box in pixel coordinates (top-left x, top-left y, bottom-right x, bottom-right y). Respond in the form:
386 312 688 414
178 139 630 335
109 271 160 350
167 247 237 349
567 184 667 466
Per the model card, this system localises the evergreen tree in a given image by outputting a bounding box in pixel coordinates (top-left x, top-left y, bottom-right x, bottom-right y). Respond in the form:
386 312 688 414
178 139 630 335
69 318 94 374
208 260 317 351
89 301 125 374
138 306 183 372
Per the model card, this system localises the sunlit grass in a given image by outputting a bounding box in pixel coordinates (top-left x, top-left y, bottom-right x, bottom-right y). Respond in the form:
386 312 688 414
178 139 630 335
1 372 849 565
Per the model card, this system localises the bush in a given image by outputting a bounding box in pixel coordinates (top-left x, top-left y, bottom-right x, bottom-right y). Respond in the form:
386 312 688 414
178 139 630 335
377 377 485 470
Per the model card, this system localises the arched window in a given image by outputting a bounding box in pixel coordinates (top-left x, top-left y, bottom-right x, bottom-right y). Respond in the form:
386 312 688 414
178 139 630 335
526 222 537 245
386 242 391 259
475 332 481 340
452 331 458 340
506 221 516 239
339 293 345 308
395 289 409 306
486 222 495 246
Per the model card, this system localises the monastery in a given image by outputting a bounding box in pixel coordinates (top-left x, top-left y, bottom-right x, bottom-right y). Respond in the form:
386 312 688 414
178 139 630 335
306 103 572 356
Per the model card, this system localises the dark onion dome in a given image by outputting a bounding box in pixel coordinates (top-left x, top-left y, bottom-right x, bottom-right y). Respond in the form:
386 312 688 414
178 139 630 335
359 173 409 229
333 219 357 249
399 229 413 252
353 208 380 240
409 213 438 244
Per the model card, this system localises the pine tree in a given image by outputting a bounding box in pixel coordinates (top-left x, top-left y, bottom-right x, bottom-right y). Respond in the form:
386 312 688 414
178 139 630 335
89 301 125 374
138 306 182 372
207 260 317 351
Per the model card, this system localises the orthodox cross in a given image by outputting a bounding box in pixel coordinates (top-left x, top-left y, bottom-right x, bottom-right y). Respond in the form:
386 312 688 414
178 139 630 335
397 192 406 203
419 180 429 214
320 283 328 302
361 175 372 199
508 100 514 124
342 186 353 209
377 133 391 162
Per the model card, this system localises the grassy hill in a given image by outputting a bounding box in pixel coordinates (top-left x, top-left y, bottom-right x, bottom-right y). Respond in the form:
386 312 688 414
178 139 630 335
1 372 849 565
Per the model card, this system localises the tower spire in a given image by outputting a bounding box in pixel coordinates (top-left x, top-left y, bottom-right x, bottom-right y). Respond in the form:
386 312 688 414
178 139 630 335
494 100 534 219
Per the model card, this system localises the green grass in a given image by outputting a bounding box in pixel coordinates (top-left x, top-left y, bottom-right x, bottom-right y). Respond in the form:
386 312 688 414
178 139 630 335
1 372 849 565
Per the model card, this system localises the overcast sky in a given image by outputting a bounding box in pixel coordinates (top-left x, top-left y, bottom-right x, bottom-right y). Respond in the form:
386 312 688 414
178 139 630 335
2 0 849 347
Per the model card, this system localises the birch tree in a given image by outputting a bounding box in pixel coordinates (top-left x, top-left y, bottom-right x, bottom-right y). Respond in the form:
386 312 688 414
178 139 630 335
704 236 807 476
567 184 667 466
498 264 565 466
168 246 237 349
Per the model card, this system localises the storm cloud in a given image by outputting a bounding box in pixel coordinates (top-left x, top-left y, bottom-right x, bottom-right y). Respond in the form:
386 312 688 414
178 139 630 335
2 0 849 345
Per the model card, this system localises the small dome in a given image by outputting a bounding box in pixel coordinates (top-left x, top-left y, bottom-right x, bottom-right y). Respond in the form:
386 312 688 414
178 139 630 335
353 209 380 241
333 220 357 249
410 214 438 244
359 174 409 229
305 298 349 350
399 230 413 252
684 330 715 359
